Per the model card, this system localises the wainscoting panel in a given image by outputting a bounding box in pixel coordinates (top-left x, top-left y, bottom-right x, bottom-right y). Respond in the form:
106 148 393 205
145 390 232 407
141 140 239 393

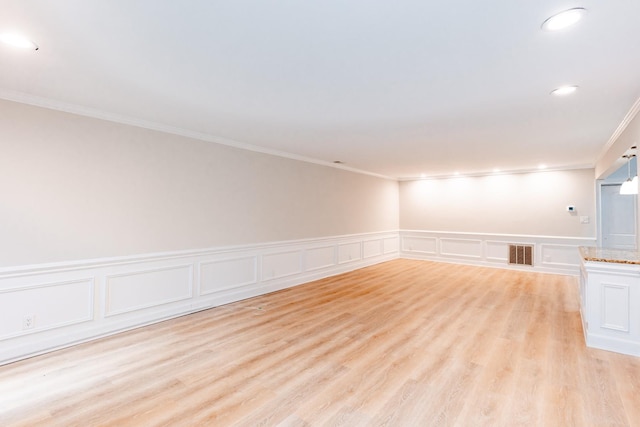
105 265 193 317
485 241 510 263
262 251 302 281
440 238 483 259
0 279 94 340
540 244 581 269
304 246 336 272
363 239 383 259
384 237 399 254
338 242 362 264
400 230 595 274
402 236 437 254
0 231 398 365
199 256 257 295
601 283 630 332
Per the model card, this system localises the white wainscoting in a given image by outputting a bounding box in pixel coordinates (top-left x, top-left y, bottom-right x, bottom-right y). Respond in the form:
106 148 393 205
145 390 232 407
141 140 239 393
580 259 640 356
400 230 595 274
0 231 399 365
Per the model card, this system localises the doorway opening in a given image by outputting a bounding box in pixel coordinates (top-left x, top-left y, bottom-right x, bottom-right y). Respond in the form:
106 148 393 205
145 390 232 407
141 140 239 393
597 156 637 249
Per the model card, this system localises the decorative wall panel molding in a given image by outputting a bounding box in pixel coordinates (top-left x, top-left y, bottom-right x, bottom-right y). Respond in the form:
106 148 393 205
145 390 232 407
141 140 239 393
199 256 257 295
262 250 303 281
363 239 383 259
105 265 193 317
485 240 509 263
338 242 362 264
402 236 437 255
580 259 640 356
0 279 94 340
440 238 483 259
304 246 336 272
601 283 630 332
383 237 400 254
0 231 398 365
400 230 595 274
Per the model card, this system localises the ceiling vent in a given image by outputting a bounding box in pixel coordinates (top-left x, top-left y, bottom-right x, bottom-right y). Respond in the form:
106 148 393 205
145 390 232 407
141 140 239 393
509 244 533 266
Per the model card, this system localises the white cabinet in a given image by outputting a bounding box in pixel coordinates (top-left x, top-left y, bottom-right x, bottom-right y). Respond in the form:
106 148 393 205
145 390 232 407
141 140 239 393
579 259 640 356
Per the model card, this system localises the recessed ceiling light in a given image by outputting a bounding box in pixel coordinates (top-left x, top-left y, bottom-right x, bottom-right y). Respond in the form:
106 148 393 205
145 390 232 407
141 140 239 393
492 168 501 173
541 8 587 31
0 32 38 50
538 164 547 170
420 173 426 178
550 85 578 96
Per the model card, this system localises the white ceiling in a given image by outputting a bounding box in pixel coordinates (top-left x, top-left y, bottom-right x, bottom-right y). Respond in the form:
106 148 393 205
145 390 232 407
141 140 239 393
1 0 639 179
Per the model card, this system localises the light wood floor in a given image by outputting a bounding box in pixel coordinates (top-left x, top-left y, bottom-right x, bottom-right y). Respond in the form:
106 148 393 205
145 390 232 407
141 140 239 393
1 259 639 426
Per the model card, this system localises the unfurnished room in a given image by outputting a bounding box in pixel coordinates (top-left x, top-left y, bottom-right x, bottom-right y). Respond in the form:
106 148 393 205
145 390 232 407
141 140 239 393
1 1 640 426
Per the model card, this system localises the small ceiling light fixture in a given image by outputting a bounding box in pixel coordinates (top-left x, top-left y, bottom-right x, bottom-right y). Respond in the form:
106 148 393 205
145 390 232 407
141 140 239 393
620 155 638 195
420 173 427 179
541 8 587 31
492 168 501 173
538 164 547 170
0 32 38 50
550 85 579 96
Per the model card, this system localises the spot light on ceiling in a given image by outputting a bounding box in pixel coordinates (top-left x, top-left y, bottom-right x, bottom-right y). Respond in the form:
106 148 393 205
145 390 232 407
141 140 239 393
550 85 579 96
0 32 38 50
541 8 587 31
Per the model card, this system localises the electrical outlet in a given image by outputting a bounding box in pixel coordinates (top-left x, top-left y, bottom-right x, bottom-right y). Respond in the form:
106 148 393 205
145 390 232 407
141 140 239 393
23 315 35 330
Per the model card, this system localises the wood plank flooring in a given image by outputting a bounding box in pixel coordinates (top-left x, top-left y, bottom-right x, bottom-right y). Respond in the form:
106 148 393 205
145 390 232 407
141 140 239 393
1 259 639 426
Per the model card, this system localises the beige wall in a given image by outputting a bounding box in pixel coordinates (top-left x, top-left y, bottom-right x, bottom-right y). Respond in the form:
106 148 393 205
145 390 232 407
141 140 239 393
0 100 399 267
399 169 596 237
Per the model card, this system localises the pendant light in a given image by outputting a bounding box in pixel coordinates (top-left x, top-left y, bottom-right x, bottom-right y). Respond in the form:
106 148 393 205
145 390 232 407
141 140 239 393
620 154 638 195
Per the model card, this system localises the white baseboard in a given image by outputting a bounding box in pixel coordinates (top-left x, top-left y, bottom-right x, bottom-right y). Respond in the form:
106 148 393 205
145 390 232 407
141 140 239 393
400 230 596 275
0 231 399 365
586 334 640 357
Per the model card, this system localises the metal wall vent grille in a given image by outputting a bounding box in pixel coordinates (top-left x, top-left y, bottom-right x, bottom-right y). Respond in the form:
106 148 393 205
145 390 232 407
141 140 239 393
508 244 533 266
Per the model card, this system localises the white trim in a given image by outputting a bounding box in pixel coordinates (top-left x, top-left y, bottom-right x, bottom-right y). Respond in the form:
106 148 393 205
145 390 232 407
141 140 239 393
600 283 630 332
0 279 95 340
400 230 595 274
198 256 258 295
0 230 400 277
1 229 600 364
104 265 194 317
303 245 336 272
0 231 399 365
579 259 640 356
597 95 640 163
0 89 395 181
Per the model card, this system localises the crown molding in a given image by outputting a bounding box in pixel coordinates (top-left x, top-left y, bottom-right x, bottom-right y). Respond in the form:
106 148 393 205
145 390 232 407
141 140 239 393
597 95 640 162
0 89 396 181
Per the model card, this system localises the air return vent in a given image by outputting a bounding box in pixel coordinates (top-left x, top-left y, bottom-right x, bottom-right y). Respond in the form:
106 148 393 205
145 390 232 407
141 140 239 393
509 245 533 266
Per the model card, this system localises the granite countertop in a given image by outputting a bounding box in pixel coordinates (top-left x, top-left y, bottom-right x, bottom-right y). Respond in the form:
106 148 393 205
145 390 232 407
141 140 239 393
579 246 640 265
